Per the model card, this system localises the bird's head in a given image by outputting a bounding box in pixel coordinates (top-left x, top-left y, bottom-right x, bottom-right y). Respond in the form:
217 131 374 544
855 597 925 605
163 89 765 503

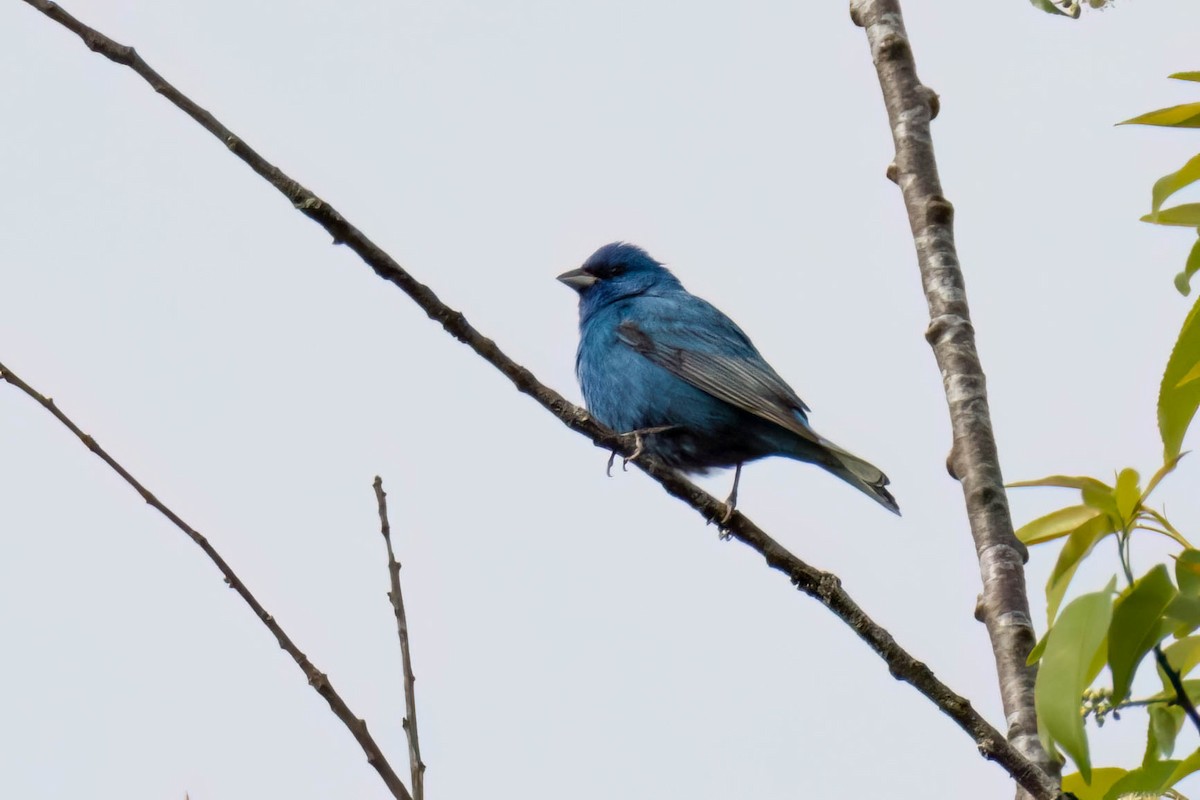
557 243 680 310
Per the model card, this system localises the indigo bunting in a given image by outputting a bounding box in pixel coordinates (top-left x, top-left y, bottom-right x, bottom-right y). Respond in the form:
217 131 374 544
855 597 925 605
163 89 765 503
558 242 899 516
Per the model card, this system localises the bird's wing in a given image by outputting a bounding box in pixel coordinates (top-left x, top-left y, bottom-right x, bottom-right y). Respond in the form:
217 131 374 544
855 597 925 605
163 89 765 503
616 316 821 446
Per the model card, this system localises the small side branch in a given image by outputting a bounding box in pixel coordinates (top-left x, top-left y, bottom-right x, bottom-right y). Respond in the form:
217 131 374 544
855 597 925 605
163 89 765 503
373 477 426 800
0 360 413 800
1155 645 1200 734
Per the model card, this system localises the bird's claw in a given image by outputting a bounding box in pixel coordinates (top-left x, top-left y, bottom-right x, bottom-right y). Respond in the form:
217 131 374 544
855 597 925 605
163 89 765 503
605 426 676 474
710 507 735 540
606 433 644 475
605 436 643 474
714 499 736 539
622 430 647 470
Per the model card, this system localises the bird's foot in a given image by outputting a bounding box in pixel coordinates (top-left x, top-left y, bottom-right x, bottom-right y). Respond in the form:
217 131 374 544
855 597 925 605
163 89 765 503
713 510 735 540
715 509 736 540
605 425 677 474
716 463 743 536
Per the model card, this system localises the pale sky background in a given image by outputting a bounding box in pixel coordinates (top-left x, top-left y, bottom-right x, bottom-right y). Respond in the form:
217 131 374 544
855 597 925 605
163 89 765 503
3 1 1200 798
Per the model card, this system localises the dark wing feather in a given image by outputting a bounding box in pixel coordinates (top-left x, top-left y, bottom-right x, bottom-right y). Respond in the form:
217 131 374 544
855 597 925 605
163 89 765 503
616 319 820 446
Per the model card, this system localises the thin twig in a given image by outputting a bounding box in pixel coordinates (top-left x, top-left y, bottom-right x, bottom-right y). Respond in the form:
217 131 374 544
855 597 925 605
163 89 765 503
17 4 1065 797
1120 698 1169 710
1107 697 1170 713
0 360 413 800
373 477 426 800
848 1 1057 796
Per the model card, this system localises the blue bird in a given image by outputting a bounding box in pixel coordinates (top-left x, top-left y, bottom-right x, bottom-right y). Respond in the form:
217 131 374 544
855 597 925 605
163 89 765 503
558 242 899 517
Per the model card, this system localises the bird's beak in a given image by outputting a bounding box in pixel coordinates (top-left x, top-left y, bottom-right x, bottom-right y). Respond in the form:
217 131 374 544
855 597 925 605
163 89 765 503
556 268 597 291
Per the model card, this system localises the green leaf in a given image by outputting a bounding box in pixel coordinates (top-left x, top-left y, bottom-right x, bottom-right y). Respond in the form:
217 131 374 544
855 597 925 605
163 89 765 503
1009 474 1121 527
1180 358 1200 387
1170 72 1200 83
1163 595 1200 638
1152 153 1200 215
1139 508 1193 549
1122 103 1200 129
1102 759 1181 800
1009 475 1113 493
1046 515 1119 624
1109 564 1177 704
1146 704 1186 762
1141 453 1188 505
1145 708 1164 765
1028 628 1049 666
1174 237 1200 296
1016 505 1103 546
1176 550 1200 596
1063 768 1126 800
1168 747 1200 787
1028 0 1078 16
1114 468 1142 525
1082 488 1120 522
1086 630 1109 687
1036 584 1114 783
1160 292 1200 459
1142 204 1200 226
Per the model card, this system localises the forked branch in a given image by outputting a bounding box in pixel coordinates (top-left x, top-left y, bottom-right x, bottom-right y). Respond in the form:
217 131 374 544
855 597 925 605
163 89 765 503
0 360 413 800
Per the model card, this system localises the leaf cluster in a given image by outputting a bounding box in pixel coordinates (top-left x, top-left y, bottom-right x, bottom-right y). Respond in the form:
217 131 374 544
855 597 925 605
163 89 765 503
1028 0 1116 20
1011 72 1200 798
1018 465 1197 794
1122 73 1200 301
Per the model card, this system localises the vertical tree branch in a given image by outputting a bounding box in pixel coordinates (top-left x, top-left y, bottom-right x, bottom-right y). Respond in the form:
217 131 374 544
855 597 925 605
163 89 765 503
0 361 414 800
848 0 1058 794
373 477 426 800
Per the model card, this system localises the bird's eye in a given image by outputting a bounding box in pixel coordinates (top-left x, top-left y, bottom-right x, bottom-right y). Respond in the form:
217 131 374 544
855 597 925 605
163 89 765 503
592 263 626 279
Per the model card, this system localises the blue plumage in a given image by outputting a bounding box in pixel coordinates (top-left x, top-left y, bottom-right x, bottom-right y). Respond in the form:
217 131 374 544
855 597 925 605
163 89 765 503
558 242 899 515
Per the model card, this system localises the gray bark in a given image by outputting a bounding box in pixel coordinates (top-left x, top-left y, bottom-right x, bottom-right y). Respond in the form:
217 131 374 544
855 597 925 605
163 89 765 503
848 1 1061 797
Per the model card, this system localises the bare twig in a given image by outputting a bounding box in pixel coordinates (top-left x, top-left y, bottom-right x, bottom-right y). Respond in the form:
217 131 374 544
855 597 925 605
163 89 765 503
1154 646 1200 733
848 1 1057 795
17 3 1066 797
373 477 426 800
0 360 413 800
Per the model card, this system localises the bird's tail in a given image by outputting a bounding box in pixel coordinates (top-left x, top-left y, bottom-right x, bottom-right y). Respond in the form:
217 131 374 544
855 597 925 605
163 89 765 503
817 442 900 516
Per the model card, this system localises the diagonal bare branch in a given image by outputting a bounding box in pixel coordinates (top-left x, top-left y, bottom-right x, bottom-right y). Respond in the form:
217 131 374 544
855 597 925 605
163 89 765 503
15 2 1065 797
0 360 414 800
848 1 1058 796
373 477 426 800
